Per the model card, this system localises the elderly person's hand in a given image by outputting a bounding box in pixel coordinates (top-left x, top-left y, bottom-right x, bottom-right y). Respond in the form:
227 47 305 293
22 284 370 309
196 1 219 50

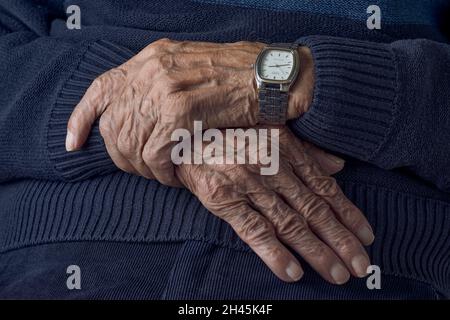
176 126 374 284
65 39 313 187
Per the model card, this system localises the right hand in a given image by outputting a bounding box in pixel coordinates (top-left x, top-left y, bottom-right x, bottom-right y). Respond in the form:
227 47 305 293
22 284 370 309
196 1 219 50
176 126 375 284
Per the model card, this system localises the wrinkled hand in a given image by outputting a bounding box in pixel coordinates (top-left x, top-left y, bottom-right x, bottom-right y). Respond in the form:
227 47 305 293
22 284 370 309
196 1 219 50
66 39 260 186
176 127 375 284
66 39 313 187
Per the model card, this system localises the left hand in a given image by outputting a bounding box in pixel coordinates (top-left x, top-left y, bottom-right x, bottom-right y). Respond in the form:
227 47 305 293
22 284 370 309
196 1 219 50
65 39 314 186
176 126 374 283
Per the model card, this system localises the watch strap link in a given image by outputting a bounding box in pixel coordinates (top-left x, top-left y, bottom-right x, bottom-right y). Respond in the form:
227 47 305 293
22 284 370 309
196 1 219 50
258 83 289 124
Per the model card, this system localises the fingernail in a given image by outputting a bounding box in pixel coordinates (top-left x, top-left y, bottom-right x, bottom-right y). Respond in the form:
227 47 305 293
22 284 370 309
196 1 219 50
65 131 75 152
330 263 350 284
351 254 370 278
357 226 375 245
286 261 303 281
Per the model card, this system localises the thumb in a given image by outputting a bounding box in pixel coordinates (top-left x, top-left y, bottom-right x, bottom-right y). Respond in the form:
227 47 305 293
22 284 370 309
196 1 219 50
66 70 123 151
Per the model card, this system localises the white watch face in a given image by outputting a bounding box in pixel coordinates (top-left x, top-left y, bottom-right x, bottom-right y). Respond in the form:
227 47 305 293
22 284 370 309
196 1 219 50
258 49 295 81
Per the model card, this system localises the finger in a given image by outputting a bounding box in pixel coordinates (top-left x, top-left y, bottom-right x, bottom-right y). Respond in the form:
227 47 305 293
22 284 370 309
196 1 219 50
142 122 182 187
269 170 370 278
116 111 155 179
98 113 139 176
305 206 371 278
248 191 351 284
292 156 375 246
66 68 125 151
104 136 140 176
302 141 345 175
223 203 304 282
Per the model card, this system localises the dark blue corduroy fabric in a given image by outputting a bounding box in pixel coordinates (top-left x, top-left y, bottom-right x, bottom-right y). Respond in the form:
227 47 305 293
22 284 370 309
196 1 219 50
0 0 449 299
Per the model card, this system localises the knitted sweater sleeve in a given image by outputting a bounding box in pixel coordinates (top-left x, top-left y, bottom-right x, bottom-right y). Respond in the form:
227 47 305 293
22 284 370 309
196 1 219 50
291 36 450 191
0 1 131 182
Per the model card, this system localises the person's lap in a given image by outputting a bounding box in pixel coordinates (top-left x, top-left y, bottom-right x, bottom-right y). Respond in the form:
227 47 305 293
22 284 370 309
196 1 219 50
0 240 440 299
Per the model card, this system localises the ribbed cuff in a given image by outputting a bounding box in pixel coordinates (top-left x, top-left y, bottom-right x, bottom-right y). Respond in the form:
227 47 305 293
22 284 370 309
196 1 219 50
291 36 399 161
47 40 135 181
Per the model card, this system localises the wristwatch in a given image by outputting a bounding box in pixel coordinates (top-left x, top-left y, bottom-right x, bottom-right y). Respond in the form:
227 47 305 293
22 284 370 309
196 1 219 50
255 43 300 124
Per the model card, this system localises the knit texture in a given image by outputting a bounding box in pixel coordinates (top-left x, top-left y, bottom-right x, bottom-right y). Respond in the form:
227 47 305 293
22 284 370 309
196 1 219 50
0 0 449 299
293 36 397 161
48 41 135 181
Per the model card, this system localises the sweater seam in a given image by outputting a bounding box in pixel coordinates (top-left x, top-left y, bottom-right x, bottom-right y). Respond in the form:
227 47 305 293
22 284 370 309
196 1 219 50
367 45 401 162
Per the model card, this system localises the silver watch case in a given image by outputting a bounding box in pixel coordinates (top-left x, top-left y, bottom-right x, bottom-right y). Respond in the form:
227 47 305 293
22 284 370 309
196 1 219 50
254 46 300 92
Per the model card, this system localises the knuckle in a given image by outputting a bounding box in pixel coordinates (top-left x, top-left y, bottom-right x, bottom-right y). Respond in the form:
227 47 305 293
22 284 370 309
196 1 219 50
276 214 309 244
261 198 288 223
338 204 365 228
334 233 358 254
263 245 286 261
238 214 274 245
309 207 333 227
298 193 331 222
301 241 329 261
277 174 306 195
309 176 339 197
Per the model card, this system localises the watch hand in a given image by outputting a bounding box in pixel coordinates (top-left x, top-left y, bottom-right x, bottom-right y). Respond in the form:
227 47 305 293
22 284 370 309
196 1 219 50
268 64 291 67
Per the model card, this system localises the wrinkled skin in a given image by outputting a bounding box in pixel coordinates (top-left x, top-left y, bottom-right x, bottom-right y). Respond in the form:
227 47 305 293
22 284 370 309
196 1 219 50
66 39 375 283
66 39 314 187
176 127 374 284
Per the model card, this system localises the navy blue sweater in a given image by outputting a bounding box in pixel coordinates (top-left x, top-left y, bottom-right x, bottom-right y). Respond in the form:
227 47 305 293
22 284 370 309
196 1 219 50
0 0 449 299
